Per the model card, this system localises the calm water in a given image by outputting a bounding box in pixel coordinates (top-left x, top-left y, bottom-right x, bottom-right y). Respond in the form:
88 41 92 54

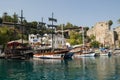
0 56 120 80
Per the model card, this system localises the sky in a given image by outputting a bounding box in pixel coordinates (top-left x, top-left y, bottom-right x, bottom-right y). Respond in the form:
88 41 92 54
0 0 120 28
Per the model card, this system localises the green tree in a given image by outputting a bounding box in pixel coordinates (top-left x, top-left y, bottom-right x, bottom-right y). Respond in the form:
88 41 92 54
12 13 19 23
90 40 100 48
90 34 96 42
65 22 73 29
68 31 83 45
0 27 10 45
2 12 13 22
108 20 113 26
118 19 120 24
0 26 21 45
31 21 38 29
0 17 2 24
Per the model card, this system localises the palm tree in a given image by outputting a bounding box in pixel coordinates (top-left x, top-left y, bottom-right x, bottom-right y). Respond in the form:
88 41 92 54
108 20 113 26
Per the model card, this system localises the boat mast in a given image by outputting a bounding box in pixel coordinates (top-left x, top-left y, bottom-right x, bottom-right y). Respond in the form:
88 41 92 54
82 26 86 80
48 13 57 51
19 10 24 45
82 26 85 48
51 13 54 50
62 24 64 47
38 17 46 47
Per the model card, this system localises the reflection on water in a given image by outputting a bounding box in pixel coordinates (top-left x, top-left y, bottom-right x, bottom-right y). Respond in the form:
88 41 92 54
0 56 120 80
0 59 33 80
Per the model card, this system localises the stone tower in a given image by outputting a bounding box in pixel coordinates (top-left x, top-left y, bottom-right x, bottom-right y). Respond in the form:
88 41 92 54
87 21 115 48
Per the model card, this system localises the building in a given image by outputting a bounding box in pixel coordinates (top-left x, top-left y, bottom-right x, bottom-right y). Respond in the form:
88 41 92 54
28 33 66 49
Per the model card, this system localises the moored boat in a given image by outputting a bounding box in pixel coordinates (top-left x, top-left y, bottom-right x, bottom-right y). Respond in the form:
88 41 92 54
33 48 73 59
73 51 97 58
99 48 112 57
4 41 33 60
69 46 99 58
100 52 112 56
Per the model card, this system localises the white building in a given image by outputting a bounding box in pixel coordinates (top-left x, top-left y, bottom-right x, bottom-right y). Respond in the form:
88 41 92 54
29 34 41 46
28 33 66 49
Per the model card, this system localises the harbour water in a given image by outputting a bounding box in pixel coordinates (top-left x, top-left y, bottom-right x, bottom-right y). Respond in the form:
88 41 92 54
0 56 120 80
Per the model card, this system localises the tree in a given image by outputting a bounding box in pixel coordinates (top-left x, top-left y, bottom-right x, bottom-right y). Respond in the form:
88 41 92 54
0 17 2 24
90 40 100 48
12 13 19 23
0 26 21 45
90 34 96 42
2 12 13 22
118 19 120 24
68 31 83 45
65 22 73 29
108 20 113 26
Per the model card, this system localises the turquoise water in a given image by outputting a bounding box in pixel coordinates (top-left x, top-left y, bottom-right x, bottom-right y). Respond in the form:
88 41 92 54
0 56 120 80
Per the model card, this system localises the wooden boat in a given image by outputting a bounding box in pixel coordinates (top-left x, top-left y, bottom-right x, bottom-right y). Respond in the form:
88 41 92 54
72 50 97 58
4 41 33 60
75 52 96 57
33 48 73 59
33 15 74 59
69 47 99 58
70 27 99 58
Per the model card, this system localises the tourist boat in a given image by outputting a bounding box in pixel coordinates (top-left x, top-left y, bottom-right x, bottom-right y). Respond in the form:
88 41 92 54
4 41 33 60
33 48 73 59
70 46 98 58
69 27 99 58
33 15 74 59
74 52 96 57
70 48 97 58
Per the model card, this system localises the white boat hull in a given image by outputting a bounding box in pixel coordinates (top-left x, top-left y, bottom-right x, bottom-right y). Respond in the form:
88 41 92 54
73 52 96 58
34 54 64 59
100 52 112 56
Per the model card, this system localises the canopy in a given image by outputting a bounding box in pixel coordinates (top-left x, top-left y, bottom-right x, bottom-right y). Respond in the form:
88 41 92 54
7 39 28 47
14 39 28 44
7 41 20 47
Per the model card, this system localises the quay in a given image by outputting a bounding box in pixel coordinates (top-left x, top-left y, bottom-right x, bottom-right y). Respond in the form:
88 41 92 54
0 53 5 59
0 49 33 60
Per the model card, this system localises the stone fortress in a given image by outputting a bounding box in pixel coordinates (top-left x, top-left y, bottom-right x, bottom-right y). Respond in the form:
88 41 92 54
87 21 120 48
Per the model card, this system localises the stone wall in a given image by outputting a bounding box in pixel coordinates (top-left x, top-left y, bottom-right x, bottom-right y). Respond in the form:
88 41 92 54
114 26 120 48
87 21 115 47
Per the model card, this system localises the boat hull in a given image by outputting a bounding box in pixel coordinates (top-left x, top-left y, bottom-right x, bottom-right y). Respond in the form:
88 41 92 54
100 52 112 56
34 54 64 59
73 52 96 58
33 49 73 59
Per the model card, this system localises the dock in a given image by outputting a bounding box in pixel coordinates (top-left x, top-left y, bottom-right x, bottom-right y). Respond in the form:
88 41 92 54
0 53 5 59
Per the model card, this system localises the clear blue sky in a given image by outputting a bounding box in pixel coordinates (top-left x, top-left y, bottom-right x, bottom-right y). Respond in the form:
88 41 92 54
0 0 120 28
